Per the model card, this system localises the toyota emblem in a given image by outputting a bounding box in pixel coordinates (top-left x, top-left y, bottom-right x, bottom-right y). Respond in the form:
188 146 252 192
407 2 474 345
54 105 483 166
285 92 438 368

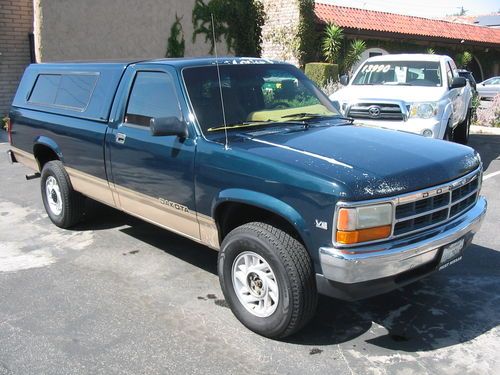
368 106 381 118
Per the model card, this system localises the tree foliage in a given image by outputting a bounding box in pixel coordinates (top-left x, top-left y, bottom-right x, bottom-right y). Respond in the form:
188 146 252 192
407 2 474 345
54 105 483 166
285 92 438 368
166 14 185 58
192 0 264 56
321 23 366 74
321 24 343 65
297 0 318 66
455 51 473 68
343 39 366 73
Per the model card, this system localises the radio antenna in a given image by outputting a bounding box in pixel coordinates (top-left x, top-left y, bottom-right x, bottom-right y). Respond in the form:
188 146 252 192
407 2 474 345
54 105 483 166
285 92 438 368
211 13 229 150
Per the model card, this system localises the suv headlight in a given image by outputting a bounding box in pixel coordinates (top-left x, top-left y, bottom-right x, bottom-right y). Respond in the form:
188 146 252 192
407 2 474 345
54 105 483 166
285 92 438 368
336 203 393 244
409 102 438 119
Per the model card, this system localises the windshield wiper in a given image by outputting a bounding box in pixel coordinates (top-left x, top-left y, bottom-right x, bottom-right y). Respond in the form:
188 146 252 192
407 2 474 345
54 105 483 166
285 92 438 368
327 115 355 123
281 113 334 119
207 121 275 132
282 113 354 124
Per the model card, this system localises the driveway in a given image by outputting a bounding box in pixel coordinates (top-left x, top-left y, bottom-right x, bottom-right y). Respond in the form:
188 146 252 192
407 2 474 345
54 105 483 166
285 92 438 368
0 135 499 375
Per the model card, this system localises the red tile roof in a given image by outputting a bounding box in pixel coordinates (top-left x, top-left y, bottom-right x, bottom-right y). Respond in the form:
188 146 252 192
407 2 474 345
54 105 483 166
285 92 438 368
314 2 500 46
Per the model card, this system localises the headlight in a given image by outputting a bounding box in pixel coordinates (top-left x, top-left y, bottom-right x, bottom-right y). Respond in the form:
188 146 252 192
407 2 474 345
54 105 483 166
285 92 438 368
422 129 433 137
336 203 393 244
409 102 438 119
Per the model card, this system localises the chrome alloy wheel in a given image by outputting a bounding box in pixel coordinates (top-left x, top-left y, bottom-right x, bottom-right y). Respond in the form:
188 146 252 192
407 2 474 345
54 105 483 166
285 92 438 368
45 176 63 215
232 251 279 318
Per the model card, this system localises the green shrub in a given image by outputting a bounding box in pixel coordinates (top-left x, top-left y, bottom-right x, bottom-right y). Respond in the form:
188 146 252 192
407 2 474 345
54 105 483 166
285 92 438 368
166 14 185 58
305 63 339 86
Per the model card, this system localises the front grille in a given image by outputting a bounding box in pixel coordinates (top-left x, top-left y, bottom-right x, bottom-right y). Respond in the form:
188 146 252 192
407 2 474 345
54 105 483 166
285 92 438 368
393 172 480 237
347 103 404 121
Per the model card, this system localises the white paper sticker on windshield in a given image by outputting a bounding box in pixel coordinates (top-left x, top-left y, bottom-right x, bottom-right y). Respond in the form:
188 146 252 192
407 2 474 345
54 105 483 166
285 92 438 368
395 66 407 83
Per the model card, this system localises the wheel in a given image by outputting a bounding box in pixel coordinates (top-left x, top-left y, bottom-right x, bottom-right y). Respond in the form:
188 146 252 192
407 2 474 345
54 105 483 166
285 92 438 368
454 109 471 145
40 160 85 228
218 222 317 338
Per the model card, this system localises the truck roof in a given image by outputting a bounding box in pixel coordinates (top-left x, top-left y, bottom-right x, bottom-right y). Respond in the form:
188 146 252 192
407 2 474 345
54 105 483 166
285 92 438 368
365 54 450 62
11 57 285 123
143 56 283 68
37 57 284 69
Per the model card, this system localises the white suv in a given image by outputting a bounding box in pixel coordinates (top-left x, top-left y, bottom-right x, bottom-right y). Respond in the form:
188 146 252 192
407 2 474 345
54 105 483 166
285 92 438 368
330 54 473 143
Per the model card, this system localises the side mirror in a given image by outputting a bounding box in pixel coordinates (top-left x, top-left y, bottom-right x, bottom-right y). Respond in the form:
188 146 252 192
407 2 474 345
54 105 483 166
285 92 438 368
450 76 466 89
339 74 349 86
330 100 341 112
150 117 188 138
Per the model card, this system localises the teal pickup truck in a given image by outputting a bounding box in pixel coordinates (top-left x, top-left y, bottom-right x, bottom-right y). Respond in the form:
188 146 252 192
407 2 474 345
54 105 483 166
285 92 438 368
7 57 487 338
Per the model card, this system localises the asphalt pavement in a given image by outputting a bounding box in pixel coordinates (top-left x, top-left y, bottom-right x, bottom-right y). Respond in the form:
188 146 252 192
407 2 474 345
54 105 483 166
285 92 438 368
0 134 499 375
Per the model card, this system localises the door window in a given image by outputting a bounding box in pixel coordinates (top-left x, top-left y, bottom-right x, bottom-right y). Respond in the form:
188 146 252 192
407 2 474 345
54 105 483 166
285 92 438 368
125 71 182 127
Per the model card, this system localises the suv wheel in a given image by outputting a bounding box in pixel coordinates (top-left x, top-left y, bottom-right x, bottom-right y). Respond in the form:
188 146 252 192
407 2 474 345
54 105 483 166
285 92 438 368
41 160 84 228
218 222 317 338
454 109 471 145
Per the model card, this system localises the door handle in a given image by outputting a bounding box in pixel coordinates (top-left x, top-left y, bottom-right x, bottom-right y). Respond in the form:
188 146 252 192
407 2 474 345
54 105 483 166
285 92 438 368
115 133 126 144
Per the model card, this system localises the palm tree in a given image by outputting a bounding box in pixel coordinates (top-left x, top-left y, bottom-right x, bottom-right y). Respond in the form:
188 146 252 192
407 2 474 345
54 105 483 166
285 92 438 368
322 23 343 64
342 39 366 74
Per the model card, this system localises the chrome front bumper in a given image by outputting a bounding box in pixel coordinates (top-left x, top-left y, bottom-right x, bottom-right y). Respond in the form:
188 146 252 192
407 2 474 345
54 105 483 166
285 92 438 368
319 196 487 285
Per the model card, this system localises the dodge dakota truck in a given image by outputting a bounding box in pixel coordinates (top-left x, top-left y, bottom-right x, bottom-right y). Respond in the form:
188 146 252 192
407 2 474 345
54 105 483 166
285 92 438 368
7 58 487 338
331 54 473 143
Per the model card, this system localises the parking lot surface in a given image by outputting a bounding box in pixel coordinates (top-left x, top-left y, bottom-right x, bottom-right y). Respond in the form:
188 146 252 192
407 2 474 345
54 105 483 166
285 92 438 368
0 134 499 375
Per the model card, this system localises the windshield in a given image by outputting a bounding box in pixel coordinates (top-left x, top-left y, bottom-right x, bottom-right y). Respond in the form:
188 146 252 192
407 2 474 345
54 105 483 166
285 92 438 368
182 64 339 135
352 61 442 87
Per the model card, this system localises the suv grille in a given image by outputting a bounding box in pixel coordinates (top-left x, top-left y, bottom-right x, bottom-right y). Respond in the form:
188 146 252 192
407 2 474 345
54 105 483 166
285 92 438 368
347 103 404 121
394 174 479 237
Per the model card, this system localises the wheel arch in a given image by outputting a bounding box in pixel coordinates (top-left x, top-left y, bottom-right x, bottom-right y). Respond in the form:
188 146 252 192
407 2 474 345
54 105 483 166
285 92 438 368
212 189 309 248
33 136 63 171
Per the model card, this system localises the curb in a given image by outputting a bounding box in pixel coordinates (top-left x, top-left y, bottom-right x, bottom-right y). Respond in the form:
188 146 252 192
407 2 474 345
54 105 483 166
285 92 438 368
470 125 500 135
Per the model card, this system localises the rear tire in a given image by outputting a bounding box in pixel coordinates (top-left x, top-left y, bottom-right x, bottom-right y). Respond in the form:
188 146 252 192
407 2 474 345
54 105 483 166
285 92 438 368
41 160 85 228
218 222 317 339
454 109 471 145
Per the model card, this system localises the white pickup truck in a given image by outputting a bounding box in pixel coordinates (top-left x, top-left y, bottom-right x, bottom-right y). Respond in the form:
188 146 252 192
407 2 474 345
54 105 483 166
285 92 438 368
330 54 473 144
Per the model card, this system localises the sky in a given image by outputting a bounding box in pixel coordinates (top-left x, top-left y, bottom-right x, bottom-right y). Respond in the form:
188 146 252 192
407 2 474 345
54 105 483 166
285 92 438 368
320 0 499 18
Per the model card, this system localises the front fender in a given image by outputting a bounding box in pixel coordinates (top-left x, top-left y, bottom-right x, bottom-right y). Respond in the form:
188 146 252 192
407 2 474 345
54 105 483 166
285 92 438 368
212 188 310 244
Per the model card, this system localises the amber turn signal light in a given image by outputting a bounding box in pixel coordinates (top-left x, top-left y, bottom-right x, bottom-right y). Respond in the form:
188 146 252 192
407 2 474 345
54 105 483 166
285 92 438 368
336 225 391 244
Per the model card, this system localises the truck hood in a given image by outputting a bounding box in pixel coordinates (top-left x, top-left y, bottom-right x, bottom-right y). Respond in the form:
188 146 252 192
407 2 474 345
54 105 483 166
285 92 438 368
229 125 480 201
331 85 445 104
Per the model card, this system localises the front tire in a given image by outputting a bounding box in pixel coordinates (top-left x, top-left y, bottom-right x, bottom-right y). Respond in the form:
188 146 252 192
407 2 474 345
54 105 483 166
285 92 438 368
41 160 84 228
218 222 317 338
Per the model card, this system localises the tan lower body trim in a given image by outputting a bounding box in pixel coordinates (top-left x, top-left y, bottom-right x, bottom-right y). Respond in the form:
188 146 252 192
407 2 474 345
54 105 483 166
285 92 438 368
10 147 39 171
66 167 118 208
67 167 220 250
198 213 220 250
9 148 219 248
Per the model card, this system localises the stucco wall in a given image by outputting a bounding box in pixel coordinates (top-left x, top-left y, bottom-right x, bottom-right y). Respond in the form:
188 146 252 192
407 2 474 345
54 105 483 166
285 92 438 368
0 0 33 115
34 0 229 62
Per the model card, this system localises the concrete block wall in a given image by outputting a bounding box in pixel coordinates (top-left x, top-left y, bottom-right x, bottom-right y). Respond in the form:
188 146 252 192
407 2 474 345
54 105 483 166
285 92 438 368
261 0 301 65
0 0 34 116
